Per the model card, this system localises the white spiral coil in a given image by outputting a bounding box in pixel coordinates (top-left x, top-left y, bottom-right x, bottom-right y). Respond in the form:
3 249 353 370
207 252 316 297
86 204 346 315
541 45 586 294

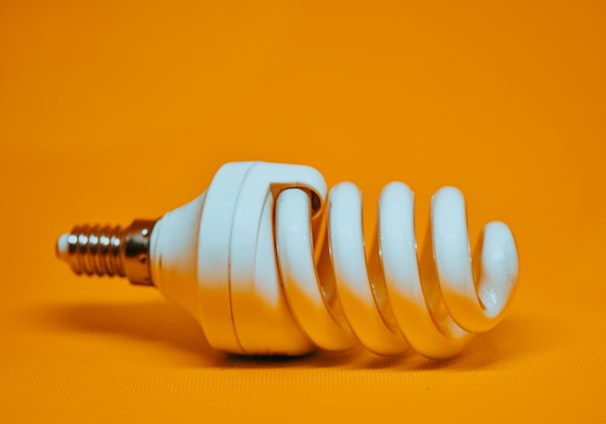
275 182 519 359
146 161 519 359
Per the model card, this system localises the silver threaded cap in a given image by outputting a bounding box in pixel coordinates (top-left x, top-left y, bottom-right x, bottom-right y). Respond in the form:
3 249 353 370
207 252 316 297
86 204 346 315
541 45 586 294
56 219 157 286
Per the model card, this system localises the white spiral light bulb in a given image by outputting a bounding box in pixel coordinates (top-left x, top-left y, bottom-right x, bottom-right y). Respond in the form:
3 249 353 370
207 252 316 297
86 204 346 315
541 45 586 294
56 161 519 359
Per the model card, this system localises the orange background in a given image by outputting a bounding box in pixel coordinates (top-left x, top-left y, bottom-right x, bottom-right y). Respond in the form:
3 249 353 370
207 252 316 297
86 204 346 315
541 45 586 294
1 0 605 422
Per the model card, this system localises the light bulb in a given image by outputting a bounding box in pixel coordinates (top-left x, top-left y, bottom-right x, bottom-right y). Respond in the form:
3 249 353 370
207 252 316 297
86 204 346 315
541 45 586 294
56 161 519 359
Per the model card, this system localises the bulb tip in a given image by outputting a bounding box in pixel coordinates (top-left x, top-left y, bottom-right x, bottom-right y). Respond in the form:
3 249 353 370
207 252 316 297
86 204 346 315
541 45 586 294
56 233 70 261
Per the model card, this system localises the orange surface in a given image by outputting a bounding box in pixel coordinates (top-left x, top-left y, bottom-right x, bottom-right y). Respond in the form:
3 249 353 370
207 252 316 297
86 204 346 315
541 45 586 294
1 0 605 422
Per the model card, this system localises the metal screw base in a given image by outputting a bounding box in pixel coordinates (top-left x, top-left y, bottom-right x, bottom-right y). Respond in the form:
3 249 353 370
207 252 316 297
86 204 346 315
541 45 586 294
56 219 157 286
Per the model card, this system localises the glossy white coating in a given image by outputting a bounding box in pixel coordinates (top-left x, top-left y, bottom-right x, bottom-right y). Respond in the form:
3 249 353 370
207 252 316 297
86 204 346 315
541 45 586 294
276 189 357 351
377 183 471 358
149 161 519 357
326 183 408 355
